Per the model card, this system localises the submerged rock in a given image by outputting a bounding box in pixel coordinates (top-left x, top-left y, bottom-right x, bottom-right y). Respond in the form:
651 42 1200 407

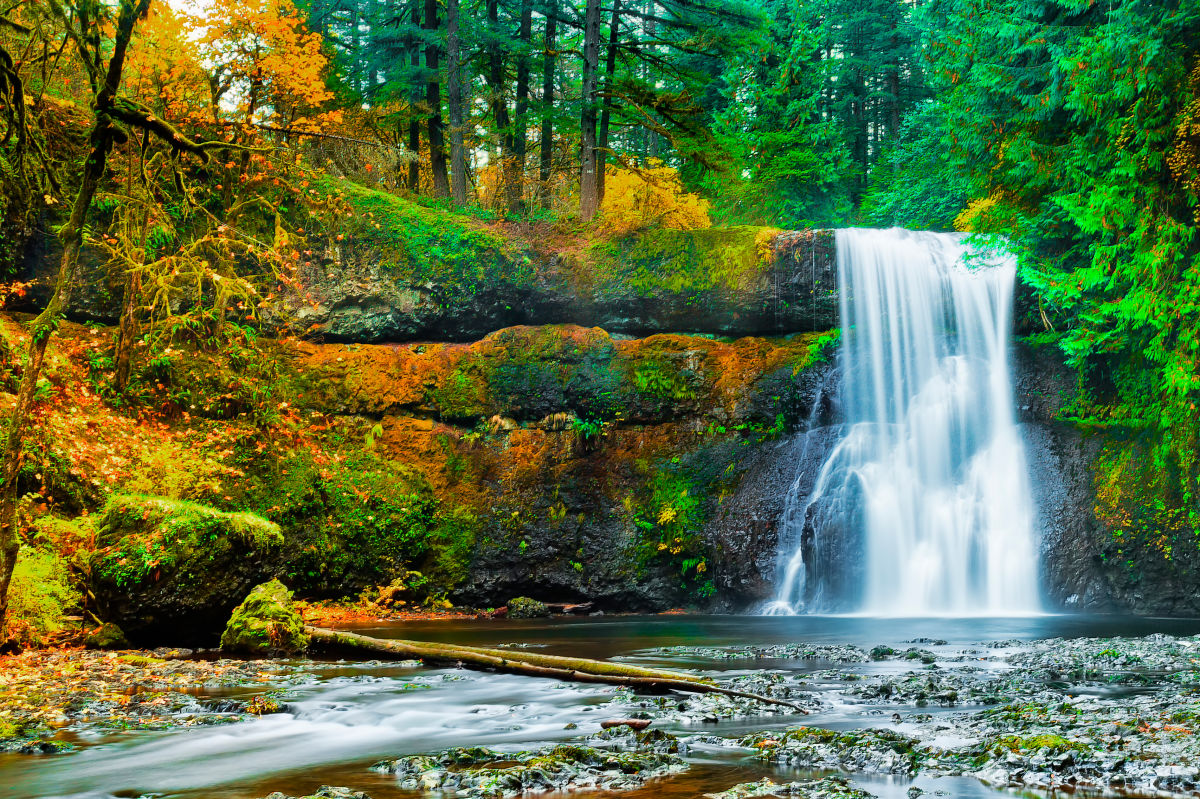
742 727 922 776
221 579 308 656
372 738 687 796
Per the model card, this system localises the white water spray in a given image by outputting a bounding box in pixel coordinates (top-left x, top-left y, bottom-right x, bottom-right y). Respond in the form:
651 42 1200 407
764 228 1040 616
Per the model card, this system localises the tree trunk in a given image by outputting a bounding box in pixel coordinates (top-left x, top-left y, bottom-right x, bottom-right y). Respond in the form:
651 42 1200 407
304 626 805 711
407 0 421 193
425 0 450 198
596 0 621 203
114 269 141 392
486 0 514 210
579 0 601 221
509 0 533 214
0 0 151 635
538 0 557 207
446 0 468 205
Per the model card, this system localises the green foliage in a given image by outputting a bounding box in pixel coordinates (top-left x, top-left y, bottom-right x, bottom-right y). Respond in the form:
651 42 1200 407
633 469 711 593
220 579 308 656
3 547 79 646
806 329 841 365
861 103 974 230
925 0 1200 521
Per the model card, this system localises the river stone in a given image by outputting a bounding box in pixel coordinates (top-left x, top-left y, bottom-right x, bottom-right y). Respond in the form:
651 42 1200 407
221 579 308 656
707 777 874 799
372 740 686 797
261 788 370 799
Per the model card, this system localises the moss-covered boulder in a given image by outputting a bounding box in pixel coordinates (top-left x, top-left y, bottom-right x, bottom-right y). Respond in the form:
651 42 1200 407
84 622 129 650
90 495 283 645
506 597 551 618
221 580 308 656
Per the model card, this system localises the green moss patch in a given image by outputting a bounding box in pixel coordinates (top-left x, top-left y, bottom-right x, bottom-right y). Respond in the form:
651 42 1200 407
221 579 308 656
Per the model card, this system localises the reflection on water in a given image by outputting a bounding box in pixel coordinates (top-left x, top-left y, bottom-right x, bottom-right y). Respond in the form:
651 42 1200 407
2 614 1197 799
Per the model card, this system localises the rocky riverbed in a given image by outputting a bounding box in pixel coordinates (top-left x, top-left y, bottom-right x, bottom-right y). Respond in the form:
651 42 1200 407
7 625 1200 799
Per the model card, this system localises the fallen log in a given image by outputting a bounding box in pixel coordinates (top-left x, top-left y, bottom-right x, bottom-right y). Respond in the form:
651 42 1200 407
303 626 805 712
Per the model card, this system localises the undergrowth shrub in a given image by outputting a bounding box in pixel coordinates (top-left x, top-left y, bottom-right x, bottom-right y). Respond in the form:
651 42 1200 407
3 547 79 646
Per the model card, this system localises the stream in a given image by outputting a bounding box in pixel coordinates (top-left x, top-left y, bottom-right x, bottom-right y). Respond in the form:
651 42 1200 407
4 614 1200 799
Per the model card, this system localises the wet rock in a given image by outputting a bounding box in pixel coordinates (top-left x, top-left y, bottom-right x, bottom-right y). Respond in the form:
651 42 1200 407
506 597 551 619
707 777 874 799
221 579 308 656
372 739 686 797
261 788 370 799
742 727 922 776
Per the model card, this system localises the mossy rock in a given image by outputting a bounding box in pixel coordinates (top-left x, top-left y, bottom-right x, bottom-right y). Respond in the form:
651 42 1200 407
84 622 129 650
221 579 308 656
90 495 283 645
507 596 551 619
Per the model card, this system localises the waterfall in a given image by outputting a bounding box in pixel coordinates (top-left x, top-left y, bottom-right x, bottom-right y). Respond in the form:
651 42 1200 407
764 228 1041 616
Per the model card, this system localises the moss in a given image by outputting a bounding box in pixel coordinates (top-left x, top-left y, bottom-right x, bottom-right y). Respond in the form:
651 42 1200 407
321 177 533 287
990 733 1089 755
507 596 550 618
221 579 308 656
85 622 129 649
583 225 773 297
3 547 79 646
91 494 282 590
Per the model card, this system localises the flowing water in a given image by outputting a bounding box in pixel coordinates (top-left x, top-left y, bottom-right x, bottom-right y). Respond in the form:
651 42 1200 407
4 614 1199 799
766 229 1039 616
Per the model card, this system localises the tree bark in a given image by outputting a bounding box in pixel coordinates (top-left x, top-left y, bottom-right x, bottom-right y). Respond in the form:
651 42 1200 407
446 0 468 205
486 0 514 210
509 0 533 214
579 0 601 221
597 0 621 203
407 0 421 193
537 0 557 207
425 0 450 198
0 0 151 635
114 269 141 392
304 626 805 711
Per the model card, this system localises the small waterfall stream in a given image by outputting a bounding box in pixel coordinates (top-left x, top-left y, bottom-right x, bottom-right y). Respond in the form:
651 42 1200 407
765 228 1040 616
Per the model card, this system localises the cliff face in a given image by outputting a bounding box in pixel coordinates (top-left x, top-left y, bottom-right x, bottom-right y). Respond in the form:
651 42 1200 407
1013 341 1200 616
18 186 839 341
15 203 1199 633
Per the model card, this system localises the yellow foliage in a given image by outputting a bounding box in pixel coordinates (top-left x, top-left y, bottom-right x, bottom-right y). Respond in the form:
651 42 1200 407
656 506 678 525
755 227 784 263
955 191 1004 232
599 161 712 234
1168 61 1200 224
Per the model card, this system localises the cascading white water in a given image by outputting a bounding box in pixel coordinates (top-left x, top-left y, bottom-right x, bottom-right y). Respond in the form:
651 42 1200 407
764 228 1041 616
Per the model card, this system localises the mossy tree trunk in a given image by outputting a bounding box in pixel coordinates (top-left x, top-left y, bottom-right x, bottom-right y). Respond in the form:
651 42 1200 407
304 626 804 711
0 0 151 635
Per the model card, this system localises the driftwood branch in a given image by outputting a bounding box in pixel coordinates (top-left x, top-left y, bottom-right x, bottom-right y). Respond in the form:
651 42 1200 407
303 626 804 712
